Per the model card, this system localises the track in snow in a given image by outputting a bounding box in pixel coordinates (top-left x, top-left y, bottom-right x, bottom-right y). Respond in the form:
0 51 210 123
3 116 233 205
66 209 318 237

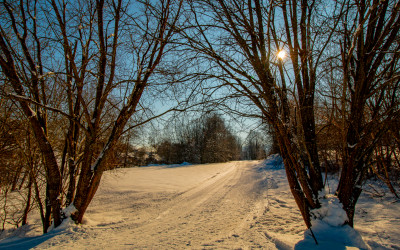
35 161 281 249
2 159 398 249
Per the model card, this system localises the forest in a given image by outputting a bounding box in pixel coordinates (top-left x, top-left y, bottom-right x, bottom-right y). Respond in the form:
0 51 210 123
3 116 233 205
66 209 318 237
0 0 399 244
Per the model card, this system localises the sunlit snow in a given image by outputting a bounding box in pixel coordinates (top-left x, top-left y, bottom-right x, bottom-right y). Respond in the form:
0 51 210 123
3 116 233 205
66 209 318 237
0 156 399 249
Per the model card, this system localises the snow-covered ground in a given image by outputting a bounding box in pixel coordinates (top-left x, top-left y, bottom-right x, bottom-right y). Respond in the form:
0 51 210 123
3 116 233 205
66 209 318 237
0 156 399 249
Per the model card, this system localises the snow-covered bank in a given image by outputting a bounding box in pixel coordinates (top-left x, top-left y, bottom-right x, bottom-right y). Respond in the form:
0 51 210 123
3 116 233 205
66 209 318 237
0 158 399 249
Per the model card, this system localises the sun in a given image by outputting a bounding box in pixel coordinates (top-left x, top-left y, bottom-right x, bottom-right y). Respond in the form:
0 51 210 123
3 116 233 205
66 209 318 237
277 50 286 60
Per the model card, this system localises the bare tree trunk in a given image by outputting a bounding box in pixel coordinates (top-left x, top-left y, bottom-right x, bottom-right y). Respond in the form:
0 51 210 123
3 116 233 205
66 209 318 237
32 172 46 233
275 125 313 228
66 158 77 207
336 0 400 226
17 169 27 191
22 175 32 226
280 0 324 195
0 1 63 229
11 165 23 191
72 171 103 223
44 184 52 233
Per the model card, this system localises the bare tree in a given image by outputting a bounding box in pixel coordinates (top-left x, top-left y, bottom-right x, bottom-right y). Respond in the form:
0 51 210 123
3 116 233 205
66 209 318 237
179 0 334 228
0 0 183 231
179 0 400 229
0 0 64 229
336 0 400 226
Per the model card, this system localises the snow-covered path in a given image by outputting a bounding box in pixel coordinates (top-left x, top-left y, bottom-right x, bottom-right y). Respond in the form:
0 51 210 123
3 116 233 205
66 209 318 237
1 159 399 249
36 161 284 249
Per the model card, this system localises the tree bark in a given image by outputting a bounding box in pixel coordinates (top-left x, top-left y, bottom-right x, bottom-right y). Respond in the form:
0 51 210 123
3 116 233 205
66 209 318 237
22 175 32 226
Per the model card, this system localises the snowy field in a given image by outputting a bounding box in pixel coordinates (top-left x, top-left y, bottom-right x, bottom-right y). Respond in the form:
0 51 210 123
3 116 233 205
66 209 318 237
0 156 399 249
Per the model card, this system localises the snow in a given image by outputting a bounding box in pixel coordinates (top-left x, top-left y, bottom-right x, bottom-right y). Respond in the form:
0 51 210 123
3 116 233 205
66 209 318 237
0 156 399 249
348 143 357 148
62 204 77 218
312 194 349 227
297 195 368 249
295 223 368 250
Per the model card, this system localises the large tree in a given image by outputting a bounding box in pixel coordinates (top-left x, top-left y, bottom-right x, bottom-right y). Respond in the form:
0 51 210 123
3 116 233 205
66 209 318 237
336 0 400 225
0 0 183 231
179 0 400 228
179 0 331 228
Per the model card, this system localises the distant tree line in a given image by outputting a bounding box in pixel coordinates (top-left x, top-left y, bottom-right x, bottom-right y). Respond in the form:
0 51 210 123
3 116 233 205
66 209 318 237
107 113 269 167
241 131 267 160
155 113 242 164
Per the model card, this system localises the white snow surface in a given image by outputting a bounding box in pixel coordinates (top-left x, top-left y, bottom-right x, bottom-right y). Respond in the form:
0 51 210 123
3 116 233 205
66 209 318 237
0 155 399 249
298 195 368 249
